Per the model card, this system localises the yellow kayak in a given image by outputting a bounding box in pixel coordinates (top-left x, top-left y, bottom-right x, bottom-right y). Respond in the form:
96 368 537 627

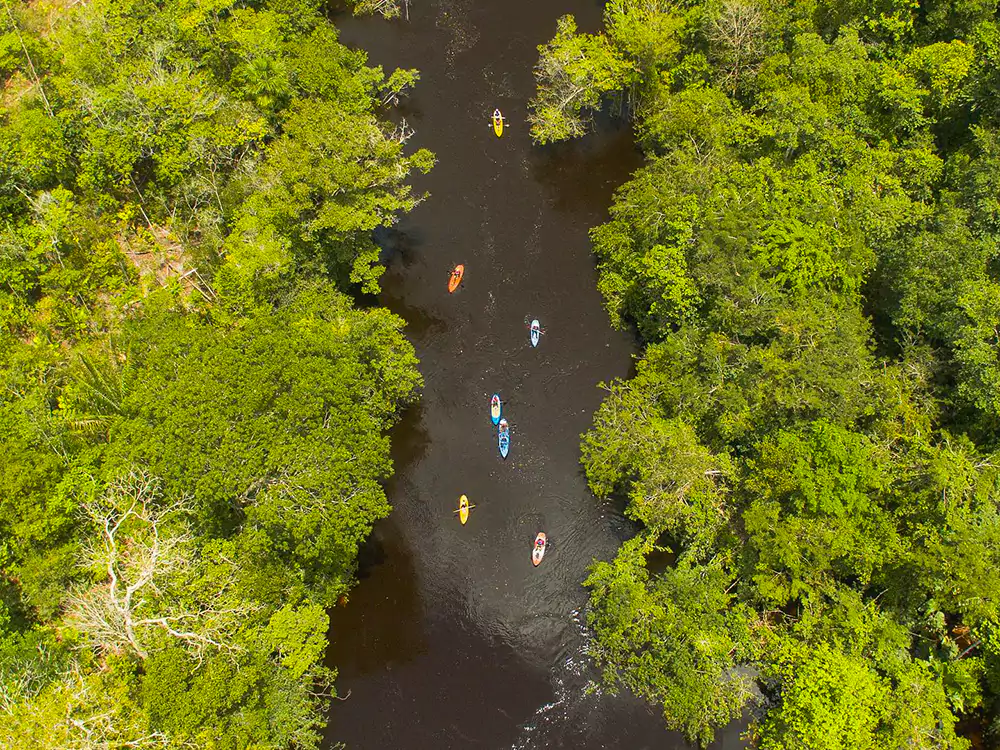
458 494 470 525
492 109 504 137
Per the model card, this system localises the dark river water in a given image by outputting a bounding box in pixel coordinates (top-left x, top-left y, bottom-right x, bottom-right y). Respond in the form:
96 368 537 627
323 2 747 748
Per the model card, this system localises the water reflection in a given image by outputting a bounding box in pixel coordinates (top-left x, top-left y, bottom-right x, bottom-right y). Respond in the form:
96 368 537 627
382 279 450 338
386 401 431 475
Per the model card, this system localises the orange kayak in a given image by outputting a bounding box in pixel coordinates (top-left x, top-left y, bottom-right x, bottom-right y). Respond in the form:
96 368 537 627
532 532 546 566
448 264 464 293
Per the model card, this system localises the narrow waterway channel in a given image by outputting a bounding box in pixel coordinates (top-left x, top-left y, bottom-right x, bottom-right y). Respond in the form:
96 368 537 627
323 2 746 747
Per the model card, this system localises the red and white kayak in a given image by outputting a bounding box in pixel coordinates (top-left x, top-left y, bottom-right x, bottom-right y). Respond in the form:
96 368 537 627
532 532 547 566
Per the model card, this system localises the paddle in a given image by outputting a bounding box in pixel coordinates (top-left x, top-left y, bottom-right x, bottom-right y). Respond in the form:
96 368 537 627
452 504 476 513
522 316 547 335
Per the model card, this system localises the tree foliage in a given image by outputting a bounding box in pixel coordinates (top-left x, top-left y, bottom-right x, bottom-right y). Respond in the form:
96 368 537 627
529 15 633 144
0 0 427 746
586 536 754 745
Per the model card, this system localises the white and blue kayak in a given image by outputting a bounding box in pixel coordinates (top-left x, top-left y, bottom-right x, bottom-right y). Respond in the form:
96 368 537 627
491 394 501 425
530 319 541 348
498 418 510 459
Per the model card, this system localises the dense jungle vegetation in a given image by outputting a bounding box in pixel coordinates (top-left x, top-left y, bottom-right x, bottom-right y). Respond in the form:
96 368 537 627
0 0 430 747
530 0 1000 746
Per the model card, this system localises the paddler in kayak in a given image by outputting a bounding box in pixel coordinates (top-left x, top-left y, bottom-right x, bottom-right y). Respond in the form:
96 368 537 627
532 532 547 566
492 109 505 137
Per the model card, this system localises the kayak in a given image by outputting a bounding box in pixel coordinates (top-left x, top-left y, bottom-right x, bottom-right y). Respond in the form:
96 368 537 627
530 319 540 348
492 109 504 137
532 532 547 566
490 393 501 425
448 264 464 293
458 494 470 525
498 418 510 459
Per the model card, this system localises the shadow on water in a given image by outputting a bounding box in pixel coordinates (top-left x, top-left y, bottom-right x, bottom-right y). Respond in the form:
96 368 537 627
326 515 427 678
385 401 431 478
528 122 641 217
373 224 424 268
325 405 432 678
381 276 450 338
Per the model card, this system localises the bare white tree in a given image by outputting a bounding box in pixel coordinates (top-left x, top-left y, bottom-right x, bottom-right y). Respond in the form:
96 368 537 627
0 642 58 715
707 0 766 92
67 470 252 663
389 118 416 146
60 662 176 750
0 660 191 750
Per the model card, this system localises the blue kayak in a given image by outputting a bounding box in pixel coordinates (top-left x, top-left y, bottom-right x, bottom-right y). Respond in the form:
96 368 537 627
498 418 510 459
490 393 501 425
530 319 540 348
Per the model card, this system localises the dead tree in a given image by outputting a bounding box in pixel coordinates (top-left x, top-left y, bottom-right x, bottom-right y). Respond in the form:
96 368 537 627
708 0 765 93
68 470 251 663
353 0 410 20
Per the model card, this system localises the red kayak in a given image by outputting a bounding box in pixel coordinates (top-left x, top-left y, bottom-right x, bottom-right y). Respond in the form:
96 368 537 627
532 532 547 566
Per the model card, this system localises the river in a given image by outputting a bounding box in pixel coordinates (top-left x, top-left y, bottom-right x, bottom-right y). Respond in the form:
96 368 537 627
323 2 746 747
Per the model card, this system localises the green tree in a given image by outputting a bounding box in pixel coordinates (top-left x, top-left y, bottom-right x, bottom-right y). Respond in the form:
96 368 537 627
0 0 430 744
953 280 1000 421
107 283 420 602
586 536 753 747
742 421 899 606
755 642 890 750
528 16 632 144
583 390 731 555
219 98 434 303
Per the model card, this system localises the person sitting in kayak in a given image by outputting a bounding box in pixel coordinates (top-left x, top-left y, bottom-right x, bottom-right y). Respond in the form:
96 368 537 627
535 537 544 547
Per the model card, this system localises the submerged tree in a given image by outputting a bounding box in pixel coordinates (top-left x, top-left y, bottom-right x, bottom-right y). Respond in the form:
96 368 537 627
352 0 412 20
